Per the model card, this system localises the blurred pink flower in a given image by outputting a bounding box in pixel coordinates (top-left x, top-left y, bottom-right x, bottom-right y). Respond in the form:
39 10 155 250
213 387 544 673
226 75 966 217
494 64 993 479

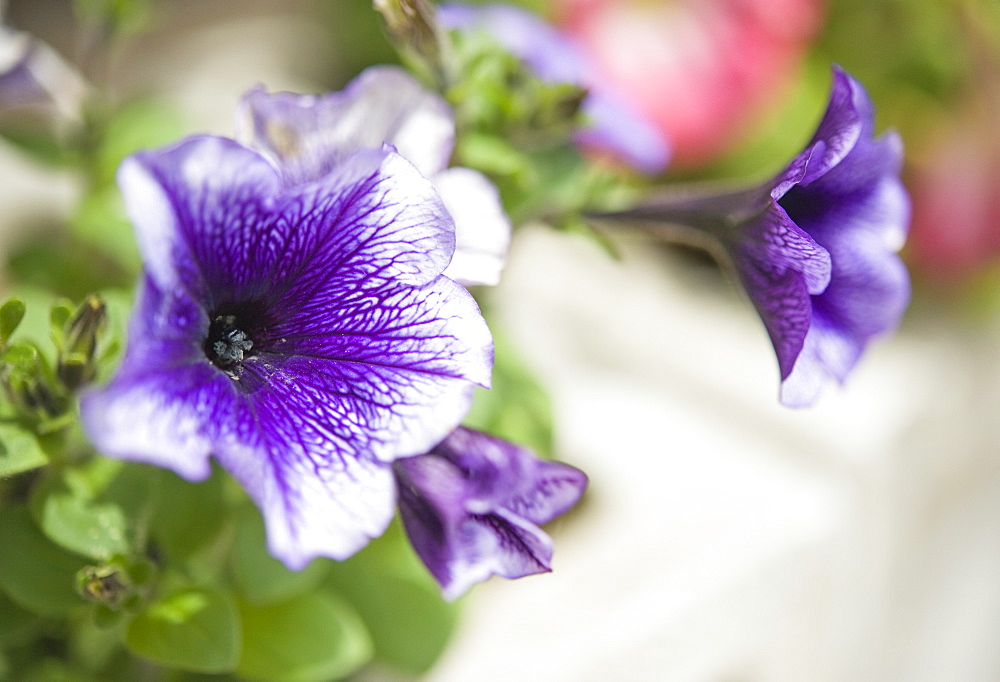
907 114 1000 284
554 0 822 166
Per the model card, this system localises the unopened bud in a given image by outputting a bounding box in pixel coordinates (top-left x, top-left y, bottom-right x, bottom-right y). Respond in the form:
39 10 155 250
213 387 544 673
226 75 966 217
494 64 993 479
57 294 106 390
373 0 445 84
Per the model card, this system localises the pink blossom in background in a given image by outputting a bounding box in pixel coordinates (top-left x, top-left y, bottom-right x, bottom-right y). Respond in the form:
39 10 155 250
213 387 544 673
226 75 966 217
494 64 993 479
554 0 823 167
907 116 1000 284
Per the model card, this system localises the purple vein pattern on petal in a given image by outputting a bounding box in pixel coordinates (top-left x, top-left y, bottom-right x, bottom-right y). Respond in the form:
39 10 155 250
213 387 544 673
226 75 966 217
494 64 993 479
83 135 494 567
237 67 513 287
736 66 909 406
237 66 455 185
394 427 587 600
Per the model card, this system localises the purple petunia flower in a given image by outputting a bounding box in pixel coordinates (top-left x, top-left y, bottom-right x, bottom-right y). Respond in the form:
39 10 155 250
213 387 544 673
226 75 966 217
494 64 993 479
81 135 493 568
236 66 511 287
394 427 587 600
593 67 909 406
437 2 671 174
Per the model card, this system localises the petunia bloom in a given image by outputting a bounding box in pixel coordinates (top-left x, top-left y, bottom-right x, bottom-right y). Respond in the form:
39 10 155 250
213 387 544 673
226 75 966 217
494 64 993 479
81 135 493 568
236 66 511 287
593 67 909 406
437 2 670 174
394 427 587 600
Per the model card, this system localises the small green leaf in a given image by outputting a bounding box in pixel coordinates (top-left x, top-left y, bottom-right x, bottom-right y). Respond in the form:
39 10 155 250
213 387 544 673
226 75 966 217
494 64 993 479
31 470 130 560
237 592 372 682
0 506 85 616
125 588 240 673
0 299 26 346
0 422 49 477
230 505 329 604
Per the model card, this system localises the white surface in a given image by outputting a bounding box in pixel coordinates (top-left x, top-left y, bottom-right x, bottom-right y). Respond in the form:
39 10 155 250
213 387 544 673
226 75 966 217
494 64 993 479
429 227 1000 682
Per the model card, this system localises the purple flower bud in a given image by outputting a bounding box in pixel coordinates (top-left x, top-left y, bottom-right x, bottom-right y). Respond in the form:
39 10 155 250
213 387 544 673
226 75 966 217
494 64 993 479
394 427 587 600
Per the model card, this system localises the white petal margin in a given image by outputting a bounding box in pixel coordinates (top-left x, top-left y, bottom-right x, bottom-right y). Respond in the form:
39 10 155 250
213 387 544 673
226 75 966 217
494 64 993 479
434 167 512 287
80 365 232 482
256 452 397 570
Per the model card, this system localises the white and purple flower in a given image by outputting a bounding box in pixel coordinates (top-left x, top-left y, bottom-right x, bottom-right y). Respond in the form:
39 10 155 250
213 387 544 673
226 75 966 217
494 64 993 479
596 67 910 406
81 133 493 569
236 66 511 287
394 427 587 599
437 2 671 174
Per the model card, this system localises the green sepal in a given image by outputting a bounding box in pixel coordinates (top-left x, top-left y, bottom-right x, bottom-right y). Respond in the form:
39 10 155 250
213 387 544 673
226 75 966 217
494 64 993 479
0 506 86 617
124 588 241 674
236 592 372 682
230 504 329 605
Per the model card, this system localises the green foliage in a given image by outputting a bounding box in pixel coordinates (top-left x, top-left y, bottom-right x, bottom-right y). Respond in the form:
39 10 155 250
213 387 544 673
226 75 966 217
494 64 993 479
0 506 87 617
0 422 49 477
150 468 227 562
236 593 372 682
125 588 241 673
30 464 130 561
326 522 460 675
230 505 330 605
0 299 26 347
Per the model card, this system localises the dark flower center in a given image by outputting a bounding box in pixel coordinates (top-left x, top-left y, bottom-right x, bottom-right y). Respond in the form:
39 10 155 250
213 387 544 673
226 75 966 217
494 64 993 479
205 314 254 370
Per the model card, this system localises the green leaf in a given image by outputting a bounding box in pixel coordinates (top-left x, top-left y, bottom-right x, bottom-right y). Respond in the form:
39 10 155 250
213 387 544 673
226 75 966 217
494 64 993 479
324 522 459 674
0 506 84 616
230 505 329 605
150 468 226 561
236 592 372 682
326 567 458 675
30 469 130 561
0 422 49 477
0 299 26 346
125 588 240 673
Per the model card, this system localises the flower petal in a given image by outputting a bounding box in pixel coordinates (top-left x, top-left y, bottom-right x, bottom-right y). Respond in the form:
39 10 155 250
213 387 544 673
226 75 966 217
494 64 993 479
240 280 493 465
736 202 832 379
81 279 236 481
433 167 512 286
236 66 455 184
118 135 284 302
